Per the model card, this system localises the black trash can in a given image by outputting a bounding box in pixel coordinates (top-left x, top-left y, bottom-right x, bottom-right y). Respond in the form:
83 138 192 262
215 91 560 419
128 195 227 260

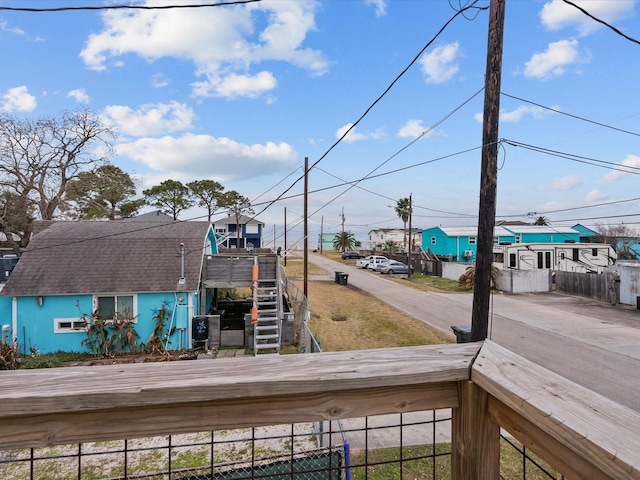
335 271 344 283
451 325 472 343
338 273 349 285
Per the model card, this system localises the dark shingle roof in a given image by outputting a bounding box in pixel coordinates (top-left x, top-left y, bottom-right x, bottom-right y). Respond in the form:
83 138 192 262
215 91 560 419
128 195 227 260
2 221 212 296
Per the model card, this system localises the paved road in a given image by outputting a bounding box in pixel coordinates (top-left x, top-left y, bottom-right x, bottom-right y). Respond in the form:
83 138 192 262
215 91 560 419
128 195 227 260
307 252 640 412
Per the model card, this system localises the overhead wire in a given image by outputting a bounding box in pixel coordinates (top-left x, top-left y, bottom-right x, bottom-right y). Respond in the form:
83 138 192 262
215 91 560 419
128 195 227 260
0 1 261 13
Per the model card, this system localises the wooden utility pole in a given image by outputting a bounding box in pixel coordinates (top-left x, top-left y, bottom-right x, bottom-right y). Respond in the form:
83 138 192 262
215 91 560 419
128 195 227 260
407 194 412 278
303 157 308 297
471 0 506 342
284 207 287 267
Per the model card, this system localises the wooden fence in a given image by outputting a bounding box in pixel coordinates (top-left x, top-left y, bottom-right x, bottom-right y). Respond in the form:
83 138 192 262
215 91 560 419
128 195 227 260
556 270 619 303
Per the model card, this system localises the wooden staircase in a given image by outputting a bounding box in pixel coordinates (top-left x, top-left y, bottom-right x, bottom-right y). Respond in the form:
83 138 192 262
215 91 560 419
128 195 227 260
253 279 281 354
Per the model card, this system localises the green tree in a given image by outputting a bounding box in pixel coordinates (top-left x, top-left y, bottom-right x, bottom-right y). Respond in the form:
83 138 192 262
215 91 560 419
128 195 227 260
534 216 549 226
395 198 411 251
333 231 356 252
67 165 144 220
186 179 227 222
143 180 194 221
223 190 254 247
0 109 116 248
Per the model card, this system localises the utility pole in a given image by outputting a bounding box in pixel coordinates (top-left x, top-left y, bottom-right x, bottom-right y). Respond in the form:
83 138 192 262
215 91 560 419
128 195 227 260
320 216 324 254
407 194 412 278
284 207 287 267
471 0 506 342
303 157 308 297
340 207 345 234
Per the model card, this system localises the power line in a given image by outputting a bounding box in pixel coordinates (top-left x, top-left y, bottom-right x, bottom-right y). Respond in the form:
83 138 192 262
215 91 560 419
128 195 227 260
501 92 640 138
0 1 261 13
561 0 640 46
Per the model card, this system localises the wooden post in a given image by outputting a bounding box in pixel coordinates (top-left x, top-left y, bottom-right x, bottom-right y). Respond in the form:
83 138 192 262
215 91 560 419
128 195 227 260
471 0 506 341
452 380 500 480
303 157 308 297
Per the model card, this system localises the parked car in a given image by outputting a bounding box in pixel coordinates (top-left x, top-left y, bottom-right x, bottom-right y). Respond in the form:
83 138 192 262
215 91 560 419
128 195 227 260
367 257 390 270
341 251 364 260
356 255 387 269
376 260 410 274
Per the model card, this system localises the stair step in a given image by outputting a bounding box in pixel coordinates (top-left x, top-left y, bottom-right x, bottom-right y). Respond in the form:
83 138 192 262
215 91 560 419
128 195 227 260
256 333 279 340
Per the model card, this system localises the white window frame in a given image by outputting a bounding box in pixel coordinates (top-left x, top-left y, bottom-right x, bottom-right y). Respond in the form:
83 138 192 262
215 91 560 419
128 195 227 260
54 317 89 333
93 294 138 322
431 237 436 245
468 236 477 245
245 224 259 234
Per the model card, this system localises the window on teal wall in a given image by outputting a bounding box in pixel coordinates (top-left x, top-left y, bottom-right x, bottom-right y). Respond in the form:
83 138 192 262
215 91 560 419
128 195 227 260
431 237 436 245
468 236 476 245
96 295 135 321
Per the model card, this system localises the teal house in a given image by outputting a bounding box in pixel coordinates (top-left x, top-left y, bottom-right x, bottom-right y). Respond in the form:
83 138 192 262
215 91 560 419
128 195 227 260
0 220 218 355
501 225 580 244
422 226 515 262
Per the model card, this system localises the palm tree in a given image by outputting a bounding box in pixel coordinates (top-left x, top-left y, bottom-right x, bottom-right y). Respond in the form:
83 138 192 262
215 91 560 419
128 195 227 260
382 240 398 254
395 198 411 251
333 231 356 252
534 216 549 226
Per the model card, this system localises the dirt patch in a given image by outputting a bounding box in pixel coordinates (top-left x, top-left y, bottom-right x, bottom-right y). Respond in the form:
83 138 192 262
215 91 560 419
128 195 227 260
63 349 200 366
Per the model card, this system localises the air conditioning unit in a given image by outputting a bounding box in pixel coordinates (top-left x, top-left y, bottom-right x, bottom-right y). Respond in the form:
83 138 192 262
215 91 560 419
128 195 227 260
463 250 474 257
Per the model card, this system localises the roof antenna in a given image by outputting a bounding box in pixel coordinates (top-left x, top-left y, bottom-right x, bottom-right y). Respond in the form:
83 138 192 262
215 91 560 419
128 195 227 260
178 243 186 285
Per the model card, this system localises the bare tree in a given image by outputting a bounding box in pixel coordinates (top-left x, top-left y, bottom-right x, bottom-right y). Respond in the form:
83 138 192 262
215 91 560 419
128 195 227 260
595 223 639 260
0 110 116 249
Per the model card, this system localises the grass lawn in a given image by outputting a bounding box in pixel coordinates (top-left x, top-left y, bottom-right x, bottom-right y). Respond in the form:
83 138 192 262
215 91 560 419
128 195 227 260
284 254 452 351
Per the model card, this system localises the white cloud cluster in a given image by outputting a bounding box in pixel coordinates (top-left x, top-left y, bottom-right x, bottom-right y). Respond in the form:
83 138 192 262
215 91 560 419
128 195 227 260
540 0 635 36
603 155 640 182
0 86 37 112
551 174 581 190
103 101 197 137
524 39 589 80
79 0 329 99
419 42 460 84
397 120 433 140
116 133 298 182
67 88 90 104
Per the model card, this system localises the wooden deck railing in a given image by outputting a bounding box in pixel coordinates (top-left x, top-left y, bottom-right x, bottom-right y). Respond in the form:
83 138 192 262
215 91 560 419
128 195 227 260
1 340 639 479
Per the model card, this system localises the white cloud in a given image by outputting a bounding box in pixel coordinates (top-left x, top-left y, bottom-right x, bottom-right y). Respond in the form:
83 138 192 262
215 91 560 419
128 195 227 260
500 105 548 122
192 71 277 99
524 39 589 80
0 20 25 36
67 88 90 104
585 189 609 202
336 123 384 143
540 0 635 36
603 155 640 182
103 101 197 137
397 120 432 139
79 1 329 99
151 74 169 88
419 42 460 84
551 174 581 190
116 133 298 182
0 86 37 112
365 0 387 17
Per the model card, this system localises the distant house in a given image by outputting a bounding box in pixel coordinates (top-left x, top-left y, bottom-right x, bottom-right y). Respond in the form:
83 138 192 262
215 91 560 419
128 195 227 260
422 226 515 262
0 220 217 354
422 225 586 262
215 214 264 249
571 224 600 243
367 228 422 252
317 232 340 252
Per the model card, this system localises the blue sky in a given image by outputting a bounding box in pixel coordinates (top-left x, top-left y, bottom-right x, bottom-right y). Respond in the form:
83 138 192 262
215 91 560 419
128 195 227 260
1 0 639 246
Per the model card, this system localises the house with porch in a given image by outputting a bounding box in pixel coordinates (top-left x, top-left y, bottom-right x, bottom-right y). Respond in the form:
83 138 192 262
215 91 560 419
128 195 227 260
0 220 218 354
367 228 422 252
422 226 515 262
214 214 264 249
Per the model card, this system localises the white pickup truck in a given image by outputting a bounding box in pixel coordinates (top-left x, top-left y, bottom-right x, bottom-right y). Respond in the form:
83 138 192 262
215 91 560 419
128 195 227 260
355 255 388 269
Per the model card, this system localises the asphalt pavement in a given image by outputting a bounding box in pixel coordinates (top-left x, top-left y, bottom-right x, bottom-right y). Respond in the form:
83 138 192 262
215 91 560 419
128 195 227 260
306 252 640 411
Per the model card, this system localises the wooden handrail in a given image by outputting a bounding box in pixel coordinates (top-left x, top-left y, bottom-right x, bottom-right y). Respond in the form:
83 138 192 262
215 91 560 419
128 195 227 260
0 343 479 449
473 340 640 480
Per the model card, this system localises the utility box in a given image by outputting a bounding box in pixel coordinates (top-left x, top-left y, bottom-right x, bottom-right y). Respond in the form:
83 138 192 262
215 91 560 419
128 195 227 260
451 325 472 343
